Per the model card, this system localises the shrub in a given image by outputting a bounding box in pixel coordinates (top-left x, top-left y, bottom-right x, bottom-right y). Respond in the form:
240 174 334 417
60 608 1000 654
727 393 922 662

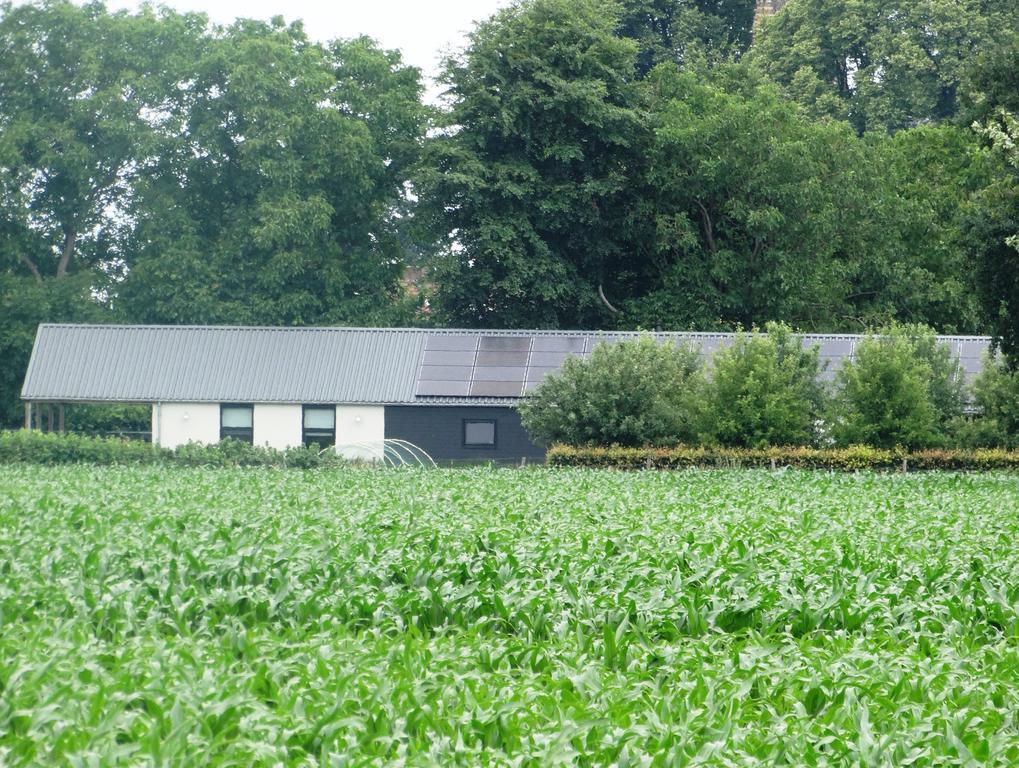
833 324 964 448
0 431 350 468
546 443 1019 471
64 403 152 437
0 429 164 464
955 352 1019 448
700 322 827 448
518 334 705 447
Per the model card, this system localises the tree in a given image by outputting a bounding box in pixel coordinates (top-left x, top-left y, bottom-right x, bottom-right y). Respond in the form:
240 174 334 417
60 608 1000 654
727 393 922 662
518 335 705 446
0 1 204 288
0 1 206 427
700 322 826 447
617 0 756 76
629 64 892 330
833 324 964 448
966 46 1019 358
750 0 1019 134
117 20 427 325
421 0 650 328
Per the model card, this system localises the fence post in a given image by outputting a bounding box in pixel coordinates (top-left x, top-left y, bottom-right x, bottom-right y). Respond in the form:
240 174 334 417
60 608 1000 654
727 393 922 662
901 457 908 473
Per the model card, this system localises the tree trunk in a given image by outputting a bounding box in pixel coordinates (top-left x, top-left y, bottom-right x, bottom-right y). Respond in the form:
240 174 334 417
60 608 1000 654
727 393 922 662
56 226 77 279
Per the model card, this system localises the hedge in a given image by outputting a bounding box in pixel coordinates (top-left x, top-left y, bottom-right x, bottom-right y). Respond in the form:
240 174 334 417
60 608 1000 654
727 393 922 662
546 444 1019 471
0 430 352 468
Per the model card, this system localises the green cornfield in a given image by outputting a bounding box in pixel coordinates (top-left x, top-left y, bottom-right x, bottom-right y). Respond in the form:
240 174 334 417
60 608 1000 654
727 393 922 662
2 466 1019 765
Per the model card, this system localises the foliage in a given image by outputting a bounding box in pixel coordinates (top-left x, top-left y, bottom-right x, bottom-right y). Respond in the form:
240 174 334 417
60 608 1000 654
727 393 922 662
968 46 1019 357
0 0 199 287
420 0 649 327
954 353 1019 449
518 335 705 447
547 443 1019 471
865 126 995 333
3 467 1019 763
0 430 350 468
616 0 756 76
833 324 965 448
63 404 152 436
117 20 428 326
700 323 826 447
751 0 1019 134
633 65 878 330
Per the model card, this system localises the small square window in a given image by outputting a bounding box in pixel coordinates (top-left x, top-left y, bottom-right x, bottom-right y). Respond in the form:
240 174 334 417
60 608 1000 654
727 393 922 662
220 404 253 444
463 419 497 447
303 406 335 449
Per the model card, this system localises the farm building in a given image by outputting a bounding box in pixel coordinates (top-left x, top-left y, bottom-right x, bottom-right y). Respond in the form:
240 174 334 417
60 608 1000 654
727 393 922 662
20 324 992 463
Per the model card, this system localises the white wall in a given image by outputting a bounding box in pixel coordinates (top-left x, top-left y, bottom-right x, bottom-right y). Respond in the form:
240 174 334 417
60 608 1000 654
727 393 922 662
253 404 303 450
335 405 385 460
152 402 385 459
153 402 220 449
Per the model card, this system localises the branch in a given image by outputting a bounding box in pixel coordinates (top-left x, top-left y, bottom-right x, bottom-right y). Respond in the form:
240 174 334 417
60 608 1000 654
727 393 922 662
598 283 619 314
696 200 717 256
55 226 77 279
750 237 763 263
19 253 43 284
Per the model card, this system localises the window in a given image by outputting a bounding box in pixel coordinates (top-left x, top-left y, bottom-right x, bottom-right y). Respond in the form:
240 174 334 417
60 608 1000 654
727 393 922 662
303 406 335 449
220 404 253 444
463 419 497 447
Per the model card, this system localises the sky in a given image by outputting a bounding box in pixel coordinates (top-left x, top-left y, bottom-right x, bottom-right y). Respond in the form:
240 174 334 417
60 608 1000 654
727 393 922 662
99 0 513 99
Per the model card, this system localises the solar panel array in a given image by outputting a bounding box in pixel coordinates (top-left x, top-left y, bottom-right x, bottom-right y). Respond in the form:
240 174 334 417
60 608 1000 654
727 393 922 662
414 333 991 400
415 334 598 398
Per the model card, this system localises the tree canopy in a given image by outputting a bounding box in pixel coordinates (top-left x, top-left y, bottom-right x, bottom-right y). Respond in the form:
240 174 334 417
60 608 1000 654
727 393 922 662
2 0 1018 426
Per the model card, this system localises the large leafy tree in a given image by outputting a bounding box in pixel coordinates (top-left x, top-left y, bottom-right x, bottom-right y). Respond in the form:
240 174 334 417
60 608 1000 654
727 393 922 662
617 0 756 75
118 19 427 325
421 0 650 328
0 1 205 427
0 1 202 287
0 2 427 427
966 47 1019 358
629 64 892 330
751 0 1019 134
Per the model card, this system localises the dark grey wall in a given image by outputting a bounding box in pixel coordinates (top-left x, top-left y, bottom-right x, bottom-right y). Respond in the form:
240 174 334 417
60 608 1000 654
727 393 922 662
384 406 546 464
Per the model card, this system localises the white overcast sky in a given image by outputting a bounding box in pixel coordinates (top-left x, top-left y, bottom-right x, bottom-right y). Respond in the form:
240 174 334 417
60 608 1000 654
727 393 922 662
95 1 514 99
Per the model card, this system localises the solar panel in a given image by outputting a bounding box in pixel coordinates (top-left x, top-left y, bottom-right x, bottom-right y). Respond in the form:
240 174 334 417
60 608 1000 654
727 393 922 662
532 336 586 352
957 340 988 360
417 365 474 381
476 350 529 367
424 335 479 351
525 366 559 383
421 350 477 366
469 380 524 397
961 357 983 375
415 380 471 397
479 336 531 351
473 366 526 382
528 351 572 367
816 338 855 357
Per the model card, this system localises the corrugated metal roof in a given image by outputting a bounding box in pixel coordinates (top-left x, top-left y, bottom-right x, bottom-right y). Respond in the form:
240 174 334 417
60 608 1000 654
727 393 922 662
20 324 993 405
21 325 427 404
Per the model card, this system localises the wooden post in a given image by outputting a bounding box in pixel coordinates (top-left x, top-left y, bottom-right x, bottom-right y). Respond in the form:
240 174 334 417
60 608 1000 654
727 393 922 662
34 403 42 431
24 402 31 431
58 404 65 434
46 404 54 433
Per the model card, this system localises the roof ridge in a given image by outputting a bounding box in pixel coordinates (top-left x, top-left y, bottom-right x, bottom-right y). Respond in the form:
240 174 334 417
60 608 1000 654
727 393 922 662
33 323 995 340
